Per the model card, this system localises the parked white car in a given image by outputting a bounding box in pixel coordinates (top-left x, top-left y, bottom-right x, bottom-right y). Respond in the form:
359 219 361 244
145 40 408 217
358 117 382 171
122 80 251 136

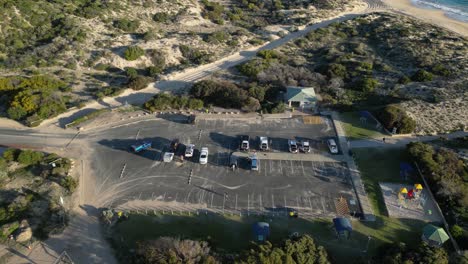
163 152 174 162
185 144 195 158
199 147 209 164
288 140 298 153
327 139 339 154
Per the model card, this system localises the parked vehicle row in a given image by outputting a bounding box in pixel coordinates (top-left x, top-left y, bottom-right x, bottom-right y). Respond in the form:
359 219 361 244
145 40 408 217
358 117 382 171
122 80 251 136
239 136 337 154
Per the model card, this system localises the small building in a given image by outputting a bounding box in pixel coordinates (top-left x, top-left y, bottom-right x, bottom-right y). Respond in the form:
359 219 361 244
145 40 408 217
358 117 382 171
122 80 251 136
252 222 270 242
422 224 449 247
285 86 317 109
333 217 352 239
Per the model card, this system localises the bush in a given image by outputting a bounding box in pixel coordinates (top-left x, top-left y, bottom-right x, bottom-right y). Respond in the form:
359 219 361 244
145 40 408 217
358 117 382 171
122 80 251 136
201 0 225 24
257 50 280 60
431 64 451 77
326 63 347 78
3 149 17 162
146 66 163 78
355 78 378 93
376 105 416 134
144 94 204 112
398 75 411 84
113 19 140 32
61 176 78 193
128 76 151 90
205 31 228 44
153 12 170 23
190 80 250 109
412 69 433 82
124 46 145 61
237 59 270 78
17 150 44 166
179 45 211 65
125 67 138 78
451 225 464 238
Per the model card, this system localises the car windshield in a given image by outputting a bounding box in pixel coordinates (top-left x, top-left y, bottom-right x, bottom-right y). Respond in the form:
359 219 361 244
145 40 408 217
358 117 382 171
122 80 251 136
201 154 207 158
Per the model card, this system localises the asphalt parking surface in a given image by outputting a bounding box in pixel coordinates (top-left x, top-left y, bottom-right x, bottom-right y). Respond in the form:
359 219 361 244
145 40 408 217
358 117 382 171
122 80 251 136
90 116 361 217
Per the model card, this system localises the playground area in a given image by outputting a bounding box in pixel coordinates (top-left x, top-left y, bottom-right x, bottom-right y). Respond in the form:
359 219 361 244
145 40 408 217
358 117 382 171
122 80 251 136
379 182 442 223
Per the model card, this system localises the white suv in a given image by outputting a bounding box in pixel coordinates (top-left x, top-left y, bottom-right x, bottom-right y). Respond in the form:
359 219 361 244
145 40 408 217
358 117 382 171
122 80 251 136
199 147 209 164
288 140 298 153
327 139 338 154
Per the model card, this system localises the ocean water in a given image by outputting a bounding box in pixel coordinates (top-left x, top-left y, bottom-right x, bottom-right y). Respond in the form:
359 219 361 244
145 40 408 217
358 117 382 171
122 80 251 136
411 0 468 22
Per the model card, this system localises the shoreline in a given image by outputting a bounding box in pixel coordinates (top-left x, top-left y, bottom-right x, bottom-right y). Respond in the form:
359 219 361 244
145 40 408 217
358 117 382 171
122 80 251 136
383 0 468 37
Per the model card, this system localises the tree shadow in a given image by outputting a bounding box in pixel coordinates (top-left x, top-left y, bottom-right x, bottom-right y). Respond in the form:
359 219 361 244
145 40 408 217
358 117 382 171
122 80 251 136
97 137 171 161
58 108 100 128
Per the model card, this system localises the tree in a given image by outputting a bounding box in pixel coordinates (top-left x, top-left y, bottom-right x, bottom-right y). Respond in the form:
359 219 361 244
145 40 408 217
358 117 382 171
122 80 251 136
355 78 378 93
17 150 44 166
326 63 347 78
237 235 330 264
113 19 140 32
125 67 138 78
137 237 217 263
128 76 151 90
451 225 464 238
412 69 433 82
124 46 145 61
376 105 416 134
2 149 17 162
188 98 204 110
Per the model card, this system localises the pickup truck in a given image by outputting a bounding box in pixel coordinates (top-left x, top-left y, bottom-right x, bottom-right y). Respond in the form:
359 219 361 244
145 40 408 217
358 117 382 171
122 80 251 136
300 140 310 153
131 141 152 153
240 135 250 151
259 136 269 151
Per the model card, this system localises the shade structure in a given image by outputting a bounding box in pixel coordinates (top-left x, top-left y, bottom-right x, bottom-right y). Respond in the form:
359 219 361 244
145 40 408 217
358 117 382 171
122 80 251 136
333 217 352 239
252 222 270 242
415 183 423 190
400 187 408 194
422 224 449 246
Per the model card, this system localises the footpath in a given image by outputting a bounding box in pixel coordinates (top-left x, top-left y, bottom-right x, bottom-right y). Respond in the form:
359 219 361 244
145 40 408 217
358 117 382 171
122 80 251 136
331 112 376 221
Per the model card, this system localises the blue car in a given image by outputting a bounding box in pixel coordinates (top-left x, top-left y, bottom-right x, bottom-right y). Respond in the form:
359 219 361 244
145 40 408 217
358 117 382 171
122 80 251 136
131 141 152 152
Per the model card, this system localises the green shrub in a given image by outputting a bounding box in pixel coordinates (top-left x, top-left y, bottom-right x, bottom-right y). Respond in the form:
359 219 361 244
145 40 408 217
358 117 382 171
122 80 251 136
355 78 378 93
431 64 451 77
398 75 411 84
153 12 170 23
190 80 251 110
17 150 44 166
326 63 347 78
124 46 145 61
147 66 163 78
411 69 433 82
188 98 204 110
205 31 228 44
3 149 17 162
450 225 464 238
376 105 416 134
179 45 211 65
125 67 139 78
61 176 78 193
237 59 270 78
113 19 140 32
257 50 280 60
128 76 151 90
201 0 225 24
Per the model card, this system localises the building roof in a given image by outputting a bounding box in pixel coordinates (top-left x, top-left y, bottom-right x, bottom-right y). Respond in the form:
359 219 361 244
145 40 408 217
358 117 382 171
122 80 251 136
286 86 316 103
423 225 449 244
253 222 270 241
333 217 352 233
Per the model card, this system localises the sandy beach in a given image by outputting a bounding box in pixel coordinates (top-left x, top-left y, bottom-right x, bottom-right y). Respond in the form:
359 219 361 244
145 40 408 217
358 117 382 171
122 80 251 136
383 0 468 37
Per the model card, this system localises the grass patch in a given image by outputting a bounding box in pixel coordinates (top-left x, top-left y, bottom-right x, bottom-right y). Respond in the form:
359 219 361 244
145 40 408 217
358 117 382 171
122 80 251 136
340 112 386 140
352 147 426 256
109 212 426 263
65 108 110 128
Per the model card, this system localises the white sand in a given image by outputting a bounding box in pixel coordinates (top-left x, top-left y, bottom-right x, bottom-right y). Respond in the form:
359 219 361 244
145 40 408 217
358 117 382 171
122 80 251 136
384 0 468 37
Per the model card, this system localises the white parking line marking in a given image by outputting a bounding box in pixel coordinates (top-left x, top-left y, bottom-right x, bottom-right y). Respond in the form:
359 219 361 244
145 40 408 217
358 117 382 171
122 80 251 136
272 194 275 209
210 193 214 208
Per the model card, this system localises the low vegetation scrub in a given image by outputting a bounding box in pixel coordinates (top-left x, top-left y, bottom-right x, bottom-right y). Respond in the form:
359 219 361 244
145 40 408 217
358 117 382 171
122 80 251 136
127 76 152 90
0 75 70 125
407 142 468 249
375 105 416 134
179 45 212 65
124 46 145 61
144 93 204 112
0 149 76 240
113 19 140 32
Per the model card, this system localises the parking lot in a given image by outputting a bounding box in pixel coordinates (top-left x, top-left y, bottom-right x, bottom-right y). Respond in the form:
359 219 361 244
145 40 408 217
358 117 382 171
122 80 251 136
90 116 361 217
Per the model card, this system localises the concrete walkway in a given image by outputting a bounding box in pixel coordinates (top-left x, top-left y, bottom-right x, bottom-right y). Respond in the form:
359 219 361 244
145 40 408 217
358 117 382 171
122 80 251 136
350 131 468 149
331 112 376 221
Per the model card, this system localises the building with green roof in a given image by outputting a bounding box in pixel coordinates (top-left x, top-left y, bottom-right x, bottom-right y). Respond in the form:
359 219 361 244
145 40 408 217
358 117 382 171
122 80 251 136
422 224 449 247
285 86 317 109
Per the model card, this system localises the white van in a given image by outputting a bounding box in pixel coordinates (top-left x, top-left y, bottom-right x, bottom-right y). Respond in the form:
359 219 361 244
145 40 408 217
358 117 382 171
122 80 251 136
327 139 338 154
